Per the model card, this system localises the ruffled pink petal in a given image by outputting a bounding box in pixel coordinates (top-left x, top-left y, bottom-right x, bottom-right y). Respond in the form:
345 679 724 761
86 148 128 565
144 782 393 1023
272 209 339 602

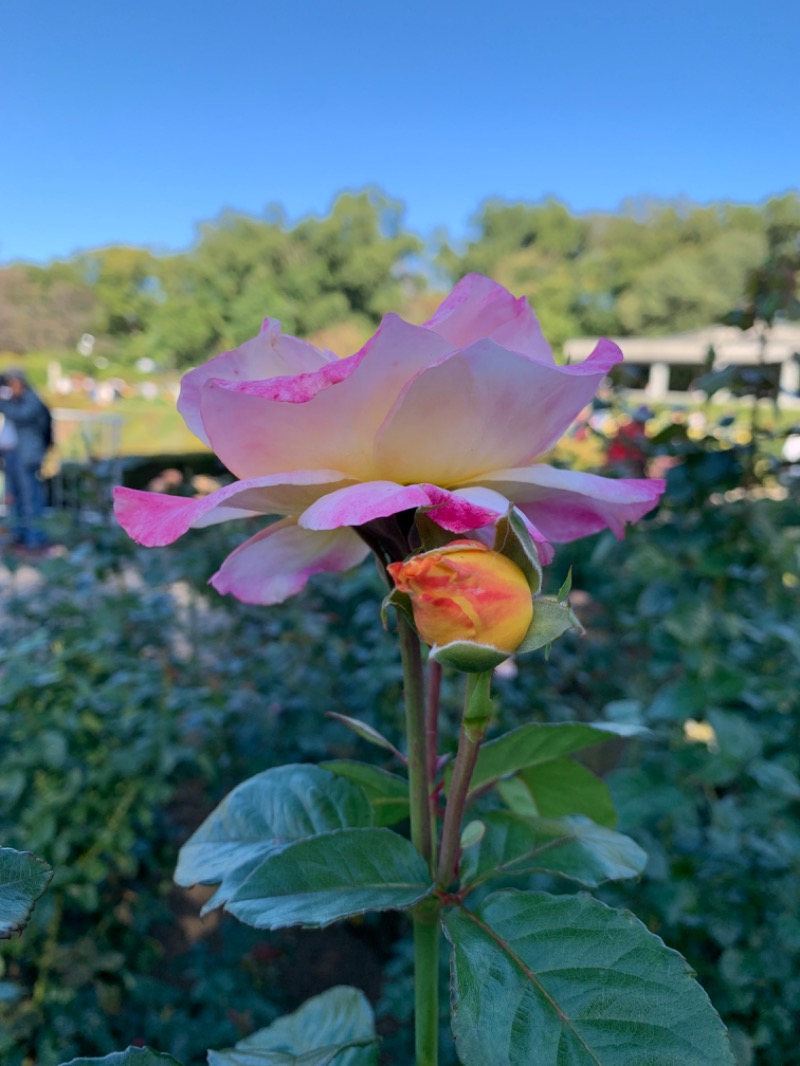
418 484 502 533
298 480 511 539
298 481 433 530
210 519 370 605
199 314 454 480
423 273 554 363
178 318 335 444
113 470 356 547
470 464 666 542
374 338 622 486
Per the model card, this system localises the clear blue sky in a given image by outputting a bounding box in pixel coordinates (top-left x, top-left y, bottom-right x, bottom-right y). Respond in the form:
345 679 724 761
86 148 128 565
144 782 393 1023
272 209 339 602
2 0 798 264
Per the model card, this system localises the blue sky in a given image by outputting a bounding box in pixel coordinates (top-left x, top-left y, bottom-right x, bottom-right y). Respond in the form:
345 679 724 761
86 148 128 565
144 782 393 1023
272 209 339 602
2 0 797 263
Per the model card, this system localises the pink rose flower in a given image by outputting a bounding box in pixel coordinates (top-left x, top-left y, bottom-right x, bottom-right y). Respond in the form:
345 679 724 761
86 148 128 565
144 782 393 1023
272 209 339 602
114 274 665 604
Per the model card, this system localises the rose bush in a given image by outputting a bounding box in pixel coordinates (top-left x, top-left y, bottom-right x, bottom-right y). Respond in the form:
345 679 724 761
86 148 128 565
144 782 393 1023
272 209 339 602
114 274 665 602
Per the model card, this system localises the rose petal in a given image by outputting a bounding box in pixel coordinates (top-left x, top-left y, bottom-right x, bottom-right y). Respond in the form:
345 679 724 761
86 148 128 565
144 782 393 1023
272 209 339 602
374 338 622 486
178 318 334 444
210 519 370 605
200 313 454 480
423 273 554 363
469 464 666 541
113 470 356 547
299 481 433 530
298 480 522 542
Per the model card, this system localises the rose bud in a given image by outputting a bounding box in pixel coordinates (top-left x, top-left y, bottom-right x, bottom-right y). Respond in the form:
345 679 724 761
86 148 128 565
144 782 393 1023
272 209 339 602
387 540 533 654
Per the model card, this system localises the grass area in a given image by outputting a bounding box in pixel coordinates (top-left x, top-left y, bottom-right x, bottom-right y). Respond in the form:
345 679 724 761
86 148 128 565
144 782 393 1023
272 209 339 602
53 396 205 458
6 348 798 463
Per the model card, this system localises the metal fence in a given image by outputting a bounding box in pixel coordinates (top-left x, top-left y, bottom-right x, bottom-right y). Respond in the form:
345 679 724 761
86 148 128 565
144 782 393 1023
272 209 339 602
47 409 125 520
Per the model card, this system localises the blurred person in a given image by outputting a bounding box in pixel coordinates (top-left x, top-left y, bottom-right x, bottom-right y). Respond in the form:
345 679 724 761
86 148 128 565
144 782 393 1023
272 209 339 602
0 369 52 550
0 405 19 541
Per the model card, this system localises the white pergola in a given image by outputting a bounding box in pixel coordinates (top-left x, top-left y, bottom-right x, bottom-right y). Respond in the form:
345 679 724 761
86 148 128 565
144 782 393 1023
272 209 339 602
564 322 800 406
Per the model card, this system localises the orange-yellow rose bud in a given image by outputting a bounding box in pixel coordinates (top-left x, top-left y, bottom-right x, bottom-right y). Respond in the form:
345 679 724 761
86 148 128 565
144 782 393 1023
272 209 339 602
387 540 533 653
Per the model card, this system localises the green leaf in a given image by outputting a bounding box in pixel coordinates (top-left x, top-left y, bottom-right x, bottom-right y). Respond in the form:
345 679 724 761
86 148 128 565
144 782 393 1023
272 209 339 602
174 765 373 913
497 758 618 828
322 761 410 827
445 891 735 1066
516 596 583 656
459 813 647 890
0 847 53 938
470 722 647 797
59 1049 183 1066
460 820 486 850
326 714 406 763
226 827 432 929
208 985 377 1066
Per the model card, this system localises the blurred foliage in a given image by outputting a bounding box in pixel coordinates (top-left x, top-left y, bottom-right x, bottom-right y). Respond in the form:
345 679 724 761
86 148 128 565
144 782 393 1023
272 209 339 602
2 398 799 1064
0 189 422 370
2 211 799 1061
2 190 799 370
0 528 407 1065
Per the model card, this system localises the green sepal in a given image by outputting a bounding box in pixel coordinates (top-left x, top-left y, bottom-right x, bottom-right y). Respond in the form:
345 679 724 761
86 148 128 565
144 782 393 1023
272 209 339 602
415 510 458 551
556 565 573 601
516 595 583 655
430 639 508 673
493 508 543 595
380 586 414 630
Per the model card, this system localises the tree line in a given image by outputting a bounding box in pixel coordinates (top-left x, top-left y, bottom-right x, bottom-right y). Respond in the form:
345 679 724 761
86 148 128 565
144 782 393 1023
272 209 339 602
1 188 798 369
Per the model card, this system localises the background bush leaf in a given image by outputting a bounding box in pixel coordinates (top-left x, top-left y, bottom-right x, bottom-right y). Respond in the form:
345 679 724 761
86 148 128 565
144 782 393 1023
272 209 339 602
0 847 53 938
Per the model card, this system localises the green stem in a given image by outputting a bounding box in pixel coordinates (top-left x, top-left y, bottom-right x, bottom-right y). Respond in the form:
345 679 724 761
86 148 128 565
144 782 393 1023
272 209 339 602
413 906 441 1066
437 671 492 888
425 658 442 842
399 618 433 867
398 617 438 1066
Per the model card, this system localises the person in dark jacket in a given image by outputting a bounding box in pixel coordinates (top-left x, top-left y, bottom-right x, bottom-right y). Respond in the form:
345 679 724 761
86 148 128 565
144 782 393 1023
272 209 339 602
0 369 51 548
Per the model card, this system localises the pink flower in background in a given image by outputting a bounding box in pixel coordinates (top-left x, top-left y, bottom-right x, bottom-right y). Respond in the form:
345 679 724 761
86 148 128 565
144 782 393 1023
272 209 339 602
114 274 665 604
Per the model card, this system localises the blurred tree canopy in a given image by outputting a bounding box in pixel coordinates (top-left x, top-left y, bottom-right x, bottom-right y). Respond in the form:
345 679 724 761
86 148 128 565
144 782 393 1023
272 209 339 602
1 188 798 369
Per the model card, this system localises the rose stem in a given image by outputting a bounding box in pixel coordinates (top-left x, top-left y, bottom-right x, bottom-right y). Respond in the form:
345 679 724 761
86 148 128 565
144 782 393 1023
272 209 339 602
398 616 438 1066
436 671 492 889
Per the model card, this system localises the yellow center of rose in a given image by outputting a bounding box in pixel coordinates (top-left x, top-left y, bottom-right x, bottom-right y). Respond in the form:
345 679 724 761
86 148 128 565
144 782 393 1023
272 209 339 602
387 540 533 653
